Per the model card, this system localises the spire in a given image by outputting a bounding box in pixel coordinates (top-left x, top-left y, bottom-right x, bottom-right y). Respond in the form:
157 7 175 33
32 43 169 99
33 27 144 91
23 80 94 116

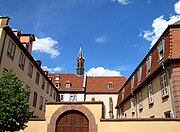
78 47 83 58
76 47 85 76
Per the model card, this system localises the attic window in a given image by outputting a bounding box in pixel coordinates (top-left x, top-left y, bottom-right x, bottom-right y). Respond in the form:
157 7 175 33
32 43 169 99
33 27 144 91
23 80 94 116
107 82 114 89
65 81 71 88
55 76 60 81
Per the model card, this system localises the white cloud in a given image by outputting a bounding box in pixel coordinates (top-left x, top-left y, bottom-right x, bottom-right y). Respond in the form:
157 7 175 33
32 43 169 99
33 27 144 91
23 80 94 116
33 37 60 58
94 36 108 43
87 67 121 76
111 0 132 5
175 0 180 14
141 0 180 47
41 66 63 73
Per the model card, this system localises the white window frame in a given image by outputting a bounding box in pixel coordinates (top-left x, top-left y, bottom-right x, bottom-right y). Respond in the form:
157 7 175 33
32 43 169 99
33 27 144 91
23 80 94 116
131 97 135 113
131 75 135 89
55 76 60 80
147 83 153 104
160 73 168 98
65 83 71 88
137 66 142 84
107 83 114 88
138 91 143 110
69 94 77 102
146 55 152 75
55 83 60 89
158 39 165 61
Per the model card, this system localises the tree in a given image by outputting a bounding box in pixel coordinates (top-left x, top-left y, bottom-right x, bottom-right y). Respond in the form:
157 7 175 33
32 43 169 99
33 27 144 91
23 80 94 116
0 70 32 132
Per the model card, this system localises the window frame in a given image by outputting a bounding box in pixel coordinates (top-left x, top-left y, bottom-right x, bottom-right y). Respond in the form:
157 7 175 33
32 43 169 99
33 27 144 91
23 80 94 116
147 83 153 105
7 40 16 59
138 91 143 110
160 73 169 98
33 91 38 107
39 96 43 111
28 63 33 78
158 39 165 62
19 52 26 70
146 55 152 75
35 72 40 85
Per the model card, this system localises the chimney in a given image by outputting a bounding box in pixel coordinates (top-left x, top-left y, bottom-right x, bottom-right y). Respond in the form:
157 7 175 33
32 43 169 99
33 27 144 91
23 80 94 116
0 16 10 27
20 34 35 54
36 60 42 66
13 30 22 40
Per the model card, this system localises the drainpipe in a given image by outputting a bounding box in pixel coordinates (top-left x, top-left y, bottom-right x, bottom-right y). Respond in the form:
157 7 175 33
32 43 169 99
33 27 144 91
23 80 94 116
162 63 176 118
0 30 7 64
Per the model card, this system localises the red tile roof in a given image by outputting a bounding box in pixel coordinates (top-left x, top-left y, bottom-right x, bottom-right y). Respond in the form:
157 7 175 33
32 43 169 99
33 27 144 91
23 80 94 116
48 74 84 92
86 76 127 93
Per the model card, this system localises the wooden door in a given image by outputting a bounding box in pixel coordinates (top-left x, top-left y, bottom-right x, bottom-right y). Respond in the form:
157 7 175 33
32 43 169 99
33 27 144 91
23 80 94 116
56 110 89 132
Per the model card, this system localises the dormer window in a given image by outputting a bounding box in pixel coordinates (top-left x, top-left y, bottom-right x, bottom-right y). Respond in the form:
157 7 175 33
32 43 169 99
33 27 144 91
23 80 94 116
107 82 114 88
65 81 71 88
137 66 142 84
55 76 60 81
55 83 60 89
146 55 152 75
158 39 165 62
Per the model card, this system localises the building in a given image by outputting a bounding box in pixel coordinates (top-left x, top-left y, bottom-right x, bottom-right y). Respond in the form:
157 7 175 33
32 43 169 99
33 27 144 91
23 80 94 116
0 17 58 118
48 47 126 119
116 20 180 119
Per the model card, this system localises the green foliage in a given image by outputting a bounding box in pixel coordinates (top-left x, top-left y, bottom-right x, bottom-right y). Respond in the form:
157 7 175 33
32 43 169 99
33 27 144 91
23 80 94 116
0 70 32 131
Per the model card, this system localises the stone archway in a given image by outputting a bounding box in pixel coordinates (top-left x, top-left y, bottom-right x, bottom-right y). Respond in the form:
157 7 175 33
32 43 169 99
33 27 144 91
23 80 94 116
47 105 97 132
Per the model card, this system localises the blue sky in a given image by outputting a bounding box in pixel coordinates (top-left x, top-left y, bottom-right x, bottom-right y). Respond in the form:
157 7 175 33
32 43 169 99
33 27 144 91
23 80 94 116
1 0 180 77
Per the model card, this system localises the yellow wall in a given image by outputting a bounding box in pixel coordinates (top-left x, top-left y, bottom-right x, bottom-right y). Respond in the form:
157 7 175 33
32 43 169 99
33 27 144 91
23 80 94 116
121 71 173 118
86 94 118 118
23 103 180 132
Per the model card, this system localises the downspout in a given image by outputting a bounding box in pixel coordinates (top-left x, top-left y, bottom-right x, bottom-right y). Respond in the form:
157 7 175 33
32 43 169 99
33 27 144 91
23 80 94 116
0 29 7 64
163 63 176 118
83 73 87 101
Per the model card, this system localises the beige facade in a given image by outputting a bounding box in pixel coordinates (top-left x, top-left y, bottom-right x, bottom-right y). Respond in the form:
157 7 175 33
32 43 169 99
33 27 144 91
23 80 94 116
86 94 118 118
118 71 173 118
0 17 57 118
23 102 180 132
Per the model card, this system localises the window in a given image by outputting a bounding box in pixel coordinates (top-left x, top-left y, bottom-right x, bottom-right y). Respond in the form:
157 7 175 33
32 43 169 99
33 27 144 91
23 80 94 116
39 96 43 111
147 83 153 104
25 85 30 101
60 94 64 102
41 78 45 90
35 72 40 85
33 92 37 107
65 81 71 88
131 97 135 113
3 68 8 73
55 83 60 89
46 83 49 94
7 40 16 59
92 97 95 101
28 63 33 78
50 87 53 97
164 111 172 118
49 77 52 81
158 39 165 61
19 53 26 70
138 91 143 110
107 82 114 88
131 75 135 89
69 94 77 102
160 73 168 98
122 88 124 101
146 55 152 75
55 76 60 80
137 66 142 84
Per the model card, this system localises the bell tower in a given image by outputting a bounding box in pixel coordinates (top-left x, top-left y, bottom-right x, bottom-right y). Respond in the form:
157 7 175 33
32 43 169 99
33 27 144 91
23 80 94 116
76 47 85 76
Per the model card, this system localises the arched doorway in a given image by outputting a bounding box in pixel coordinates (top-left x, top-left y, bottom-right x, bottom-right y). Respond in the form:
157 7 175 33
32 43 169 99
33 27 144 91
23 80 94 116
56 110 89 132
